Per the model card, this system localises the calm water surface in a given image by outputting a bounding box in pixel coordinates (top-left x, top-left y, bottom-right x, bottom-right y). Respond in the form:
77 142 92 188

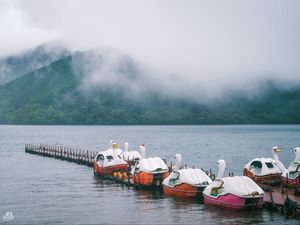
0 125 300 224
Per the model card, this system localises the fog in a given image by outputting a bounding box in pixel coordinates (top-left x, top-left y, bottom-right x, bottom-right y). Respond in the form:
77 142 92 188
1 0 300 98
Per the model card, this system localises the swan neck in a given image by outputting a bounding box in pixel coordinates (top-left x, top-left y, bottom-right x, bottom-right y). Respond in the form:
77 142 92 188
175 157 182 170
113 149 118 158
295 150 300 161
140 146 145 159
124 142 129 152
216 162 225 179
273 151 279 162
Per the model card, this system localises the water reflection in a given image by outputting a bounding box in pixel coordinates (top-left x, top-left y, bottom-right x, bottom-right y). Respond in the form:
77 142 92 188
204 205 265 224
2 125 300 224
91 174 300 225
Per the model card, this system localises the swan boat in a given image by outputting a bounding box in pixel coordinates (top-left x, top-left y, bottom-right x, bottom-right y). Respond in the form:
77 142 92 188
203 160 264 210
244 146 285 184
121 142 141 165
131 144 169 188
282 147 300 187
162 154 212 197
93 141 128 176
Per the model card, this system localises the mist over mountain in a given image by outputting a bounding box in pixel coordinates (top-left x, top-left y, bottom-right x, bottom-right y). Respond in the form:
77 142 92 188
0 44 299 125
0 42 71 84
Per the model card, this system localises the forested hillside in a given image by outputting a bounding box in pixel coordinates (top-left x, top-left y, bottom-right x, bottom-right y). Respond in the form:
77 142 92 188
0 47 299 125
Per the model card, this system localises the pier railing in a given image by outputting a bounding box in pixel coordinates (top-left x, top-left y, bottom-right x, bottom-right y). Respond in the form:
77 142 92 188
25 144 97 167
25 144 220 181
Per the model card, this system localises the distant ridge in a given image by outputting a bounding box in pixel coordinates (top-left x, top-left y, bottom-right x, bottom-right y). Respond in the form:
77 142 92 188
0 42 71 85
0 44 300 125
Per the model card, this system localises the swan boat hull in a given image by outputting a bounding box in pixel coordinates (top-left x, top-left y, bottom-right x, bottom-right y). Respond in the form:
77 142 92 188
132 171 169 187
94 161 128 176
281 176 300 188
163 183 205 197
203 193 264 210
281 159 300 188
244 169 282 184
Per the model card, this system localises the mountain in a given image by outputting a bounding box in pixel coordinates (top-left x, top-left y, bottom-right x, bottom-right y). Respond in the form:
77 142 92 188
0 42 71 84
0 47 299 125
211 82 300 124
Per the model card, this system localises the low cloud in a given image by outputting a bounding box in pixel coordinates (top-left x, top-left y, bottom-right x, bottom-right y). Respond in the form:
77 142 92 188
1 0 300 99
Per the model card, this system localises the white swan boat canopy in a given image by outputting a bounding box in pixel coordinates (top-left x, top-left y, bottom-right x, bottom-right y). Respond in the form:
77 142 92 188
244 158 282 176
204 176 264 198
163 168 212 188
136 157 169 173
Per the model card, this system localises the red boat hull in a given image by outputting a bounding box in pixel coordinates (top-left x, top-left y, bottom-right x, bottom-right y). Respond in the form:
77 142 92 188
203 193 263 210
281 176 300 188
94 161 128 176
244 169 281 184
163 183 203 197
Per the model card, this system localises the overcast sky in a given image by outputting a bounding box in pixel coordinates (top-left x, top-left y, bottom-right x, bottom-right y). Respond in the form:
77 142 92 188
1 0 300 93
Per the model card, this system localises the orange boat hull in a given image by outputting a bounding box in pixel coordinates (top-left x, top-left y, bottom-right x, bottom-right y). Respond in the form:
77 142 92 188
133 171 169 186
163 183 203 197
94 161 128 176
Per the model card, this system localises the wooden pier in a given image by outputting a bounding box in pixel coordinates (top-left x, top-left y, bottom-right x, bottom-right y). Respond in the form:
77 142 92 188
263 185 300 216
24 143 217 187
25 144 97 167
24 144 300 216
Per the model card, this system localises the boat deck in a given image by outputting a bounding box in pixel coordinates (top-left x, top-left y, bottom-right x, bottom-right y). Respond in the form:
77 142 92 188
262 185 300 215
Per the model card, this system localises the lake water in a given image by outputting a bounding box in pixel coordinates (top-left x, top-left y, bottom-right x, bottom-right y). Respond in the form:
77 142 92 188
0 125 300 224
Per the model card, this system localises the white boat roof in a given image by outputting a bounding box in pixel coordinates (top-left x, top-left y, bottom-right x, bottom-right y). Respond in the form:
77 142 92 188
104 148 123 156
122 151 141 161
204 176 264 197
282 161 300 178
289 161 300 168
95 148 127 167
163 168 212 187
244 157 283 176
95 148 123 157
138 157 168 173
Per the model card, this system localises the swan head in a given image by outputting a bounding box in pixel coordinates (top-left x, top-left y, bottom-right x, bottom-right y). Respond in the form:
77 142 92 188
272 146 281 162
110 140 114 146
174 153 182 170
271 146 286 172
124 142 129 152
273 146 281 153
111 142 118 149
294 147 300 161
